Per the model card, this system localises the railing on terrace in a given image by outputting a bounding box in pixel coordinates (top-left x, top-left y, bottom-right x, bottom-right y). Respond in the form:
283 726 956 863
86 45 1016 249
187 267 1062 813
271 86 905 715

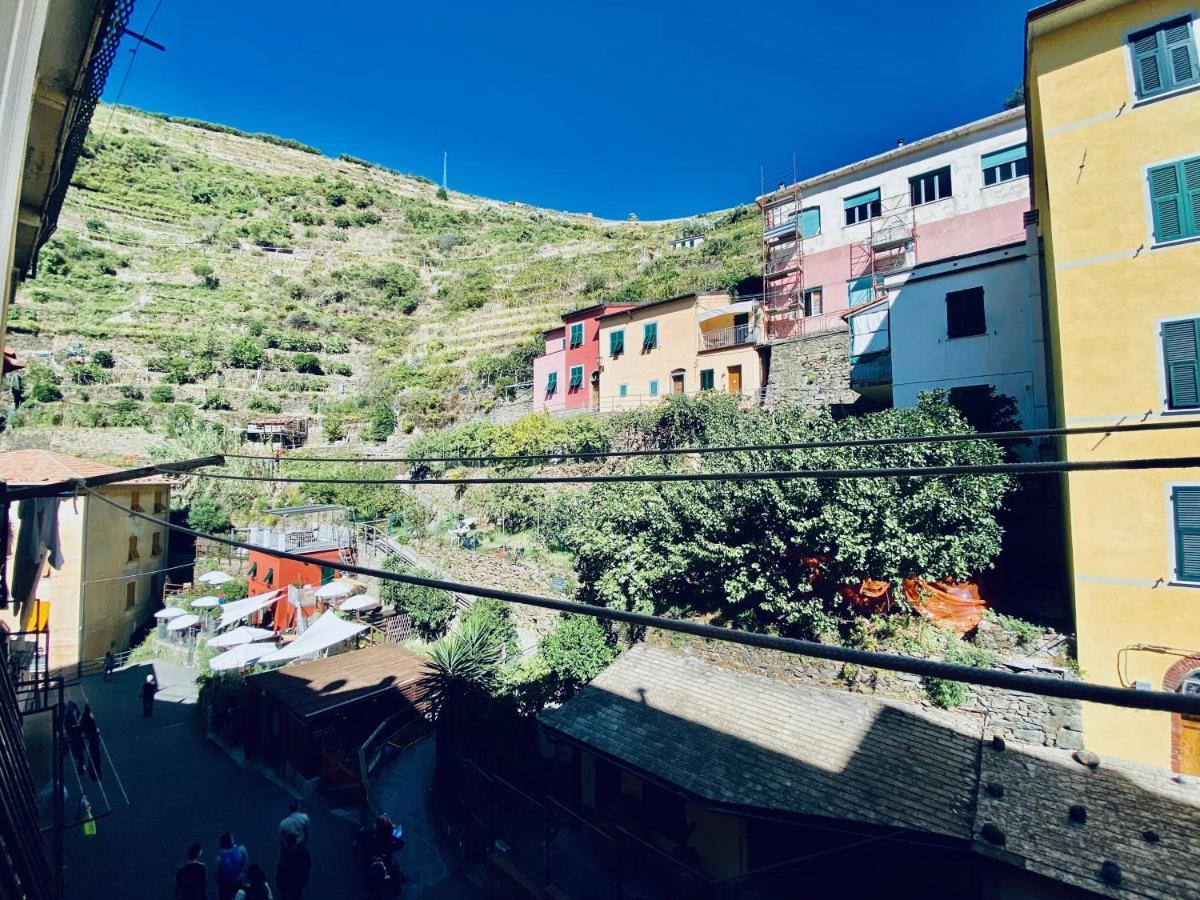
699 323 759 350
762 200 799 233
850 352 893 387
765 309 847 341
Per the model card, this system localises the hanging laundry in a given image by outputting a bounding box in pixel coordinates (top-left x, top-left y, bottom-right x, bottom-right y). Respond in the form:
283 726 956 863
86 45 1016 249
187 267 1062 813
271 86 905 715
9 497 64 612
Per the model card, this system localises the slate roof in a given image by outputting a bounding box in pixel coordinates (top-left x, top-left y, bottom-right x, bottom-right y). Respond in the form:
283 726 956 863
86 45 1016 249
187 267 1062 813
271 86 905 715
539 645 983 839
975 739 1200 899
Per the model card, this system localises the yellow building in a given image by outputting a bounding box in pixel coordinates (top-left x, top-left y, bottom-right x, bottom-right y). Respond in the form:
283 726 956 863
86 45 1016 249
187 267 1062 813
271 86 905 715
596 291 765 412
1027 0 1200 771
0 450 172 666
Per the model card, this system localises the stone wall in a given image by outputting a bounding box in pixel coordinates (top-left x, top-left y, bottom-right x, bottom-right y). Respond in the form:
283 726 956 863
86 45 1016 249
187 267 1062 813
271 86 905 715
762 327 859 413
0 426 159 460
645 629 1084 751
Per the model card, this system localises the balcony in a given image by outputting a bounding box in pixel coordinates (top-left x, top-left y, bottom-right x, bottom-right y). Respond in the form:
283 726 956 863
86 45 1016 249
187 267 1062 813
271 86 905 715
700 323 758 350
249 524 352 555
850 351 892 387
764 309 846 341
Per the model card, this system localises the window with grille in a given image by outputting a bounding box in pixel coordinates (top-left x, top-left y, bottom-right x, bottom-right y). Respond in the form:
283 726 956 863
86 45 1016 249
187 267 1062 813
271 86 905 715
982 145 1029 185
1162 318 1200 409
909 168 952 205
1148 156 1200 243
1130 17 1198 100
946 287 986 339
1172 486 1200 582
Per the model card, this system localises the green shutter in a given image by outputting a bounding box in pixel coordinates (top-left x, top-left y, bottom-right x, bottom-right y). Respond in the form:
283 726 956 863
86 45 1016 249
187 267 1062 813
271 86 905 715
848 276 874 308
982 145 1028 168
1164 19 1199 89
649 379 658 397
800 206 821 239
1132 28 1166 96
569 366 583 388
609 330 624 356
569 322 584 347
547 371 558 393
1132 19 1199 97
700 369 714 391
1185 157 1200 237
1163 318 1200 408
1150 163 1186 242
643 322 657 348
619 384 628 397
1173 487 1200 581
844 188 880 210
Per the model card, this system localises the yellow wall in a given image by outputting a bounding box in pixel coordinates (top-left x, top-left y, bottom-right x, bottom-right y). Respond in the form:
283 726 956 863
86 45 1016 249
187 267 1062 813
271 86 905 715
597 293 763 411
1028 0 1200 767
0 483 171 665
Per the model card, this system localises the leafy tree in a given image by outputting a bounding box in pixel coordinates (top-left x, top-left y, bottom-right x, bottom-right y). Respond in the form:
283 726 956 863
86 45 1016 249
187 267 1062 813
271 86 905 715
247 395 282 413
460 598 519 660
539 614 618 696
109 398 148 427
323 415 346 442
435 186 448 201
477 483 546 532
292 353 323 375
91 349 115 369
200 390 233 411
380 556 455 639
363 402 396 442
192 261 220 289
149 385 175 403
164 403 197 436
187 495 231 534
419 617 502 736
24 362 62 403
227 336 265 369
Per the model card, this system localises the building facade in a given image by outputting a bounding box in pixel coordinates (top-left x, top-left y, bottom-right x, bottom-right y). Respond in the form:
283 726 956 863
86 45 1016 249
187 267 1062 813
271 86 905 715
1027 0 1200 770
0 450 170 666
596 292 765 412
561 303 636 412
532 326 566 414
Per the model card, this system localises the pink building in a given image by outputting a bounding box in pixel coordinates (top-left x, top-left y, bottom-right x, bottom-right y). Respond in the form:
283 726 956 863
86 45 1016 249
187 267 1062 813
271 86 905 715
757 108 1030 342
550 302 636 412
533 326 566 414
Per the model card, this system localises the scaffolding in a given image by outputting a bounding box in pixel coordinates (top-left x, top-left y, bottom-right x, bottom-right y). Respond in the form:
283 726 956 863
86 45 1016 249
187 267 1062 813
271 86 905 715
848 192 916 303
758 156 807 341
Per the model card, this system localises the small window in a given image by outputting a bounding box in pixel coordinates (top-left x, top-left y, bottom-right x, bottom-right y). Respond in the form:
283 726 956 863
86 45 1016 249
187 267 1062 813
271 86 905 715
127 535 139 562
153 491 165 514
982 144 1029 185
1172 486 1200 582
649 379 659 397
910 168 952 205
247 561 258 578
1162 317 1200 409
803 287 823 317
130 491 143 513
264 568 275 586
152 533 162 556
609 329 625 357
569 365 584 390
1148 157 1200 243
643 322 658 350
569 322 584 348
946 287 986 339
125 582 136 611
546 371 558 395
618 384 628 397
700 369 714 391
1130 17 1199 100
844 188 881 226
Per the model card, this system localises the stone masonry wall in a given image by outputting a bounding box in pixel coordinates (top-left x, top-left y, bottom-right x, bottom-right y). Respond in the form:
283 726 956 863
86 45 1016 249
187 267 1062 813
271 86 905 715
763 327 859 413
645 629 1084 751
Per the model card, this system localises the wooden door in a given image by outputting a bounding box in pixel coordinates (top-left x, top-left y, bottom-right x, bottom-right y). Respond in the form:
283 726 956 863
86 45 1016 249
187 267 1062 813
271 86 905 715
1182 717 1200 775
671 372 685 395
728 365 742 394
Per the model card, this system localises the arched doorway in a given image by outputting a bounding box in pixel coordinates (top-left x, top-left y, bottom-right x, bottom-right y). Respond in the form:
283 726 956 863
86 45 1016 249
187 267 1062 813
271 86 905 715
1163 655 1200 775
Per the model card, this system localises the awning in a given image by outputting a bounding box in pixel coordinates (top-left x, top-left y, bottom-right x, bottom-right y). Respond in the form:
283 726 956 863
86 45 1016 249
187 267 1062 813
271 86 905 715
209 643 271 672
207 626 275 649
256 610 367 664
166 614 201 631
216 589 283 629
696 300 758 323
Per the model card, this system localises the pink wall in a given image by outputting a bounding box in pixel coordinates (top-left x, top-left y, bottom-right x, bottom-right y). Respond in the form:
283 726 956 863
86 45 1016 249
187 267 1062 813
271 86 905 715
533 328 566 413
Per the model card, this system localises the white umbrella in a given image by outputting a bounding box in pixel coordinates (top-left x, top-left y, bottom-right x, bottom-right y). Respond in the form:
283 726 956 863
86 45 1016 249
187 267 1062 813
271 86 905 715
208 643 270 672
207 626 274 649
339 594 380 613
216 589 282 629
314 581 354 600
191 596 221 609
154 607 186 620
166 613 201 631
256 610 367 664
199 571 234 586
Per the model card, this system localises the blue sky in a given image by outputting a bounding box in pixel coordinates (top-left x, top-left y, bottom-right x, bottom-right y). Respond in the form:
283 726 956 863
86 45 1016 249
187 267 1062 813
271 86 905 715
105 0 1034 220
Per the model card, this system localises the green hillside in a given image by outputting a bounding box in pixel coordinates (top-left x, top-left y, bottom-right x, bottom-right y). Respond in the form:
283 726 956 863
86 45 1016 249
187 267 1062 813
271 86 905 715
4 104 760 445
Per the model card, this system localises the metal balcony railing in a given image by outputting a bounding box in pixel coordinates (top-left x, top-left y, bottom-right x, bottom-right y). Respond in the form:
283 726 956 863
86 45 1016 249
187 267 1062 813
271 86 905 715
850 352 892 387
699 323 758 350
764 309 846 341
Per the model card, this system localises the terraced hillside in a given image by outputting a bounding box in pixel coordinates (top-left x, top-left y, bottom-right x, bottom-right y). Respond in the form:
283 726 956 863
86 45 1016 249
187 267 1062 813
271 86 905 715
4 105 760 445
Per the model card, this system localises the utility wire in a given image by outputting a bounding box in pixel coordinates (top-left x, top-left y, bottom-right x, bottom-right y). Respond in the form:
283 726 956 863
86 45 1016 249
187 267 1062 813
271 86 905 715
160 455 1200 487
99 0 165 143
219 418 1200 466
78 485 1200 717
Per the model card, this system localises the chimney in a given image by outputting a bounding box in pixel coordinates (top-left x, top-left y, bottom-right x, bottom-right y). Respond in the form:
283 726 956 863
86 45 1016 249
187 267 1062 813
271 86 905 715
897 138 905 148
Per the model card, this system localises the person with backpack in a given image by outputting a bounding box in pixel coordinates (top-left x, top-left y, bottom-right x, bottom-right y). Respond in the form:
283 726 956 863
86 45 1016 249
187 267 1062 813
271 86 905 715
215 831 248 900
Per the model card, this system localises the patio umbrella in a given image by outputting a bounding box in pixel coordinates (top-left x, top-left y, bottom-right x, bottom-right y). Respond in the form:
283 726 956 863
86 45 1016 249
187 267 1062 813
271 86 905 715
314 580 354 600
208 643 271 672
198 571 234 586
154 607 186 620
339 594 380 613
207 626 274 649
191 596 221 609
165 613 201 631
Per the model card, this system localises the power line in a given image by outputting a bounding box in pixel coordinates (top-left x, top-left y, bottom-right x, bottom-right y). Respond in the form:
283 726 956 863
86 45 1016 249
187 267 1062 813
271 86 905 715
160 455 1200 487
219 418 1200 466
99 0 165 143
77 485 1200 717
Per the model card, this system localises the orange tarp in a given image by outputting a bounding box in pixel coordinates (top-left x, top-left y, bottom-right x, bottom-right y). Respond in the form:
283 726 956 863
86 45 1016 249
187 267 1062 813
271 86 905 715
841 578 987 633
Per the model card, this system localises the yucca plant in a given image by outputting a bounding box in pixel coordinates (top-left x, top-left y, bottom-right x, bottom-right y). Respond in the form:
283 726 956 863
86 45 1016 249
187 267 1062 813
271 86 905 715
419 618 503 727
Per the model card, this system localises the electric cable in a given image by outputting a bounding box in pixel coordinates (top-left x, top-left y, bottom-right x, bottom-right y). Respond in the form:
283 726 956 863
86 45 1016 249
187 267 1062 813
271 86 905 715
76 484 1200 717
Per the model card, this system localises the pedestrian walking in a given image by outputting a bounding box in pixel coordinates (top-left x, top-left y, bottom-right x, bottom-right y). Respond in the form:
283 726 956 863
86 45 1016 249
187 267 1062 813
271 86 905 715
80 703 102 781
275 832 311 900
103 645 116 681
277 801 310 849
64 700 86 776
175 842 207 900
234 863 272 900
141 673 158 718
215 831 249 900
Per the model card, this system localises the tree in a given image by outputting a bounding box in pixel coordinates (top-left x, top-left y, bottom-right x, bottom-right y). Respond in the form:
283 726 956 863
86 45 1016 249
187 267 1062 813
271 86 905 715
323 416 346 442
90 349 115 369
187 496 231 534
460 598 519 660
363 402 396 442
1003 84 1025 110
418 617 502 745
379 556 455 640
539 614 618 696
227 336 265 369
293 353 323 375
192 261 220 289
435 186 448 201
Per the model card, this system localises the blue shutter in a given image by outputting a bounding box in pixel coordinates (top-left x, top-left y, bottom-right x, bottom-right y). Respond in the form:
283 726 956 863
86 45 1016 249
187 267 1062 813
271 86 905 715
800 206 821 239
643 322 658 348
1184 157 1200 237
848 276 874 308
546 371 558 394
1149 163 1185 242
1132 28 1166 96
569 322 584 347
982 145 1028 168
649 379 658 397
619 384 628 397
1173 487 1200 581
610 329 624 356
1164 19 1199 89
844 188 880 210
1163 318 1200 409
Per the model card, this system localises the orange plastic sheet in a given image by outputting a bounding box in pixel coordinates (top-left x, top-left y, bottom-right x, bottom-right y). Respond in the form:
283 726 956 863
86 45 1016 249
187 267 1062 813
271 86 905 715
840 578 987 633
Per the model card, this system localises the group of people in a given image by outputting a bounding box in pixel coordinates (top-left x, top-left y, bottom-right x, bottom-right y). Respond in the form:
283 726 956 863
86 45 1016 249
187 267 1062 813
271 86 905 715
175 804 312 900
63 700 103 781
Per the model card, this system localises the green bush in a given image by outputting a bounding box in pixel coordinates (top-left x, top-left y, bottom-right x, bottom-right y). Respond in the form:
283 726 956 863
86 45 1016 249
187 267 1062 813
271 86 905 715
539 614 618 696
117 384 143 400
363 402 395 442
460 598 519 660
25 362 62 403
477 483 546 532
187 496 231 534
200 390 233 411
109 398 149 427
436 186 448 200
925 643 996 709
323 416 346 442
164 403 197 436
380 556 454 640
91 349 115 368
191 261 220 289
227 336 265 369
293 353 323 375
247 395 282 413
149 385 175 403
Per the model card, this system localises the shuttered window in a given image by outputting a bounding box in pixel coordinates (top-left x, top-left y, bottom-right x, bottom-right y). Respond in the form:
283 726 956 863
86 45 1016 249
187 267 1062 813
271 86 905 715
848 276 874 308
569 365 584 390
569 322 584 348
947 287 987 339
546 371 558 394
800 206 821 239
609 330 624 356
1172 486 1200 582
1130 17 1199 99
982 144 1029 185
700 369 714 391
1149 156 1200 243
844 189 881 225
649 379 659 397
264 568 275 586
618 384 628 397
1162 318 1200 409
643 322 658 350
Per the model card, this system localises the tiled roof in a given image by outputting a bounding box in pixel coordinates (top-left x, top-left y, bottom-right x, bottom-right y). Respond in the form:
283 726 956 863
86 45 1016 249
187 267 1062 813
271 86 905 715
539 645 982 839
0 449 168 487
975 739 1200 899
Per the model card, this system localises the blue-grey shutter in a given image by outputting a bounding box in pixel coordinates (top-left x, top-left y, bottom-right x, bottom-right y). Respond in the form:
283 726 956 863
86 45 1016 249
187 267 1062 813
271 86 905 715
1162 318 1200 408
1173 486 1200 581
848 276 873 308
1185 157 1200 237
800 207 821 239
981 145 1028 168
1150 163 1185 242
844 188 880 210
1132 28 1166 96
1164 19 1199 89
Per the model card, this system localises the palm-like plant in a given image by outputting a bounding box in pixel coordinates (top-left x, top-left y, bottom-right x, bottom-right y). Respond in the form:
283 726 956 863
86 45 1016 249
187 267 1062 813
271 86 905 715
419 618 502 727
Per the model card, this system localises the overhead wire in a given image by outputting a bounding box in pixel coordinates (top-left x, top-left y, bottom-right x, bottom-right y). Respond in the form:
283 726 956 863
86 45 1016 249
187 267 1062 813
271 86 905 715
77 484 1200 717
